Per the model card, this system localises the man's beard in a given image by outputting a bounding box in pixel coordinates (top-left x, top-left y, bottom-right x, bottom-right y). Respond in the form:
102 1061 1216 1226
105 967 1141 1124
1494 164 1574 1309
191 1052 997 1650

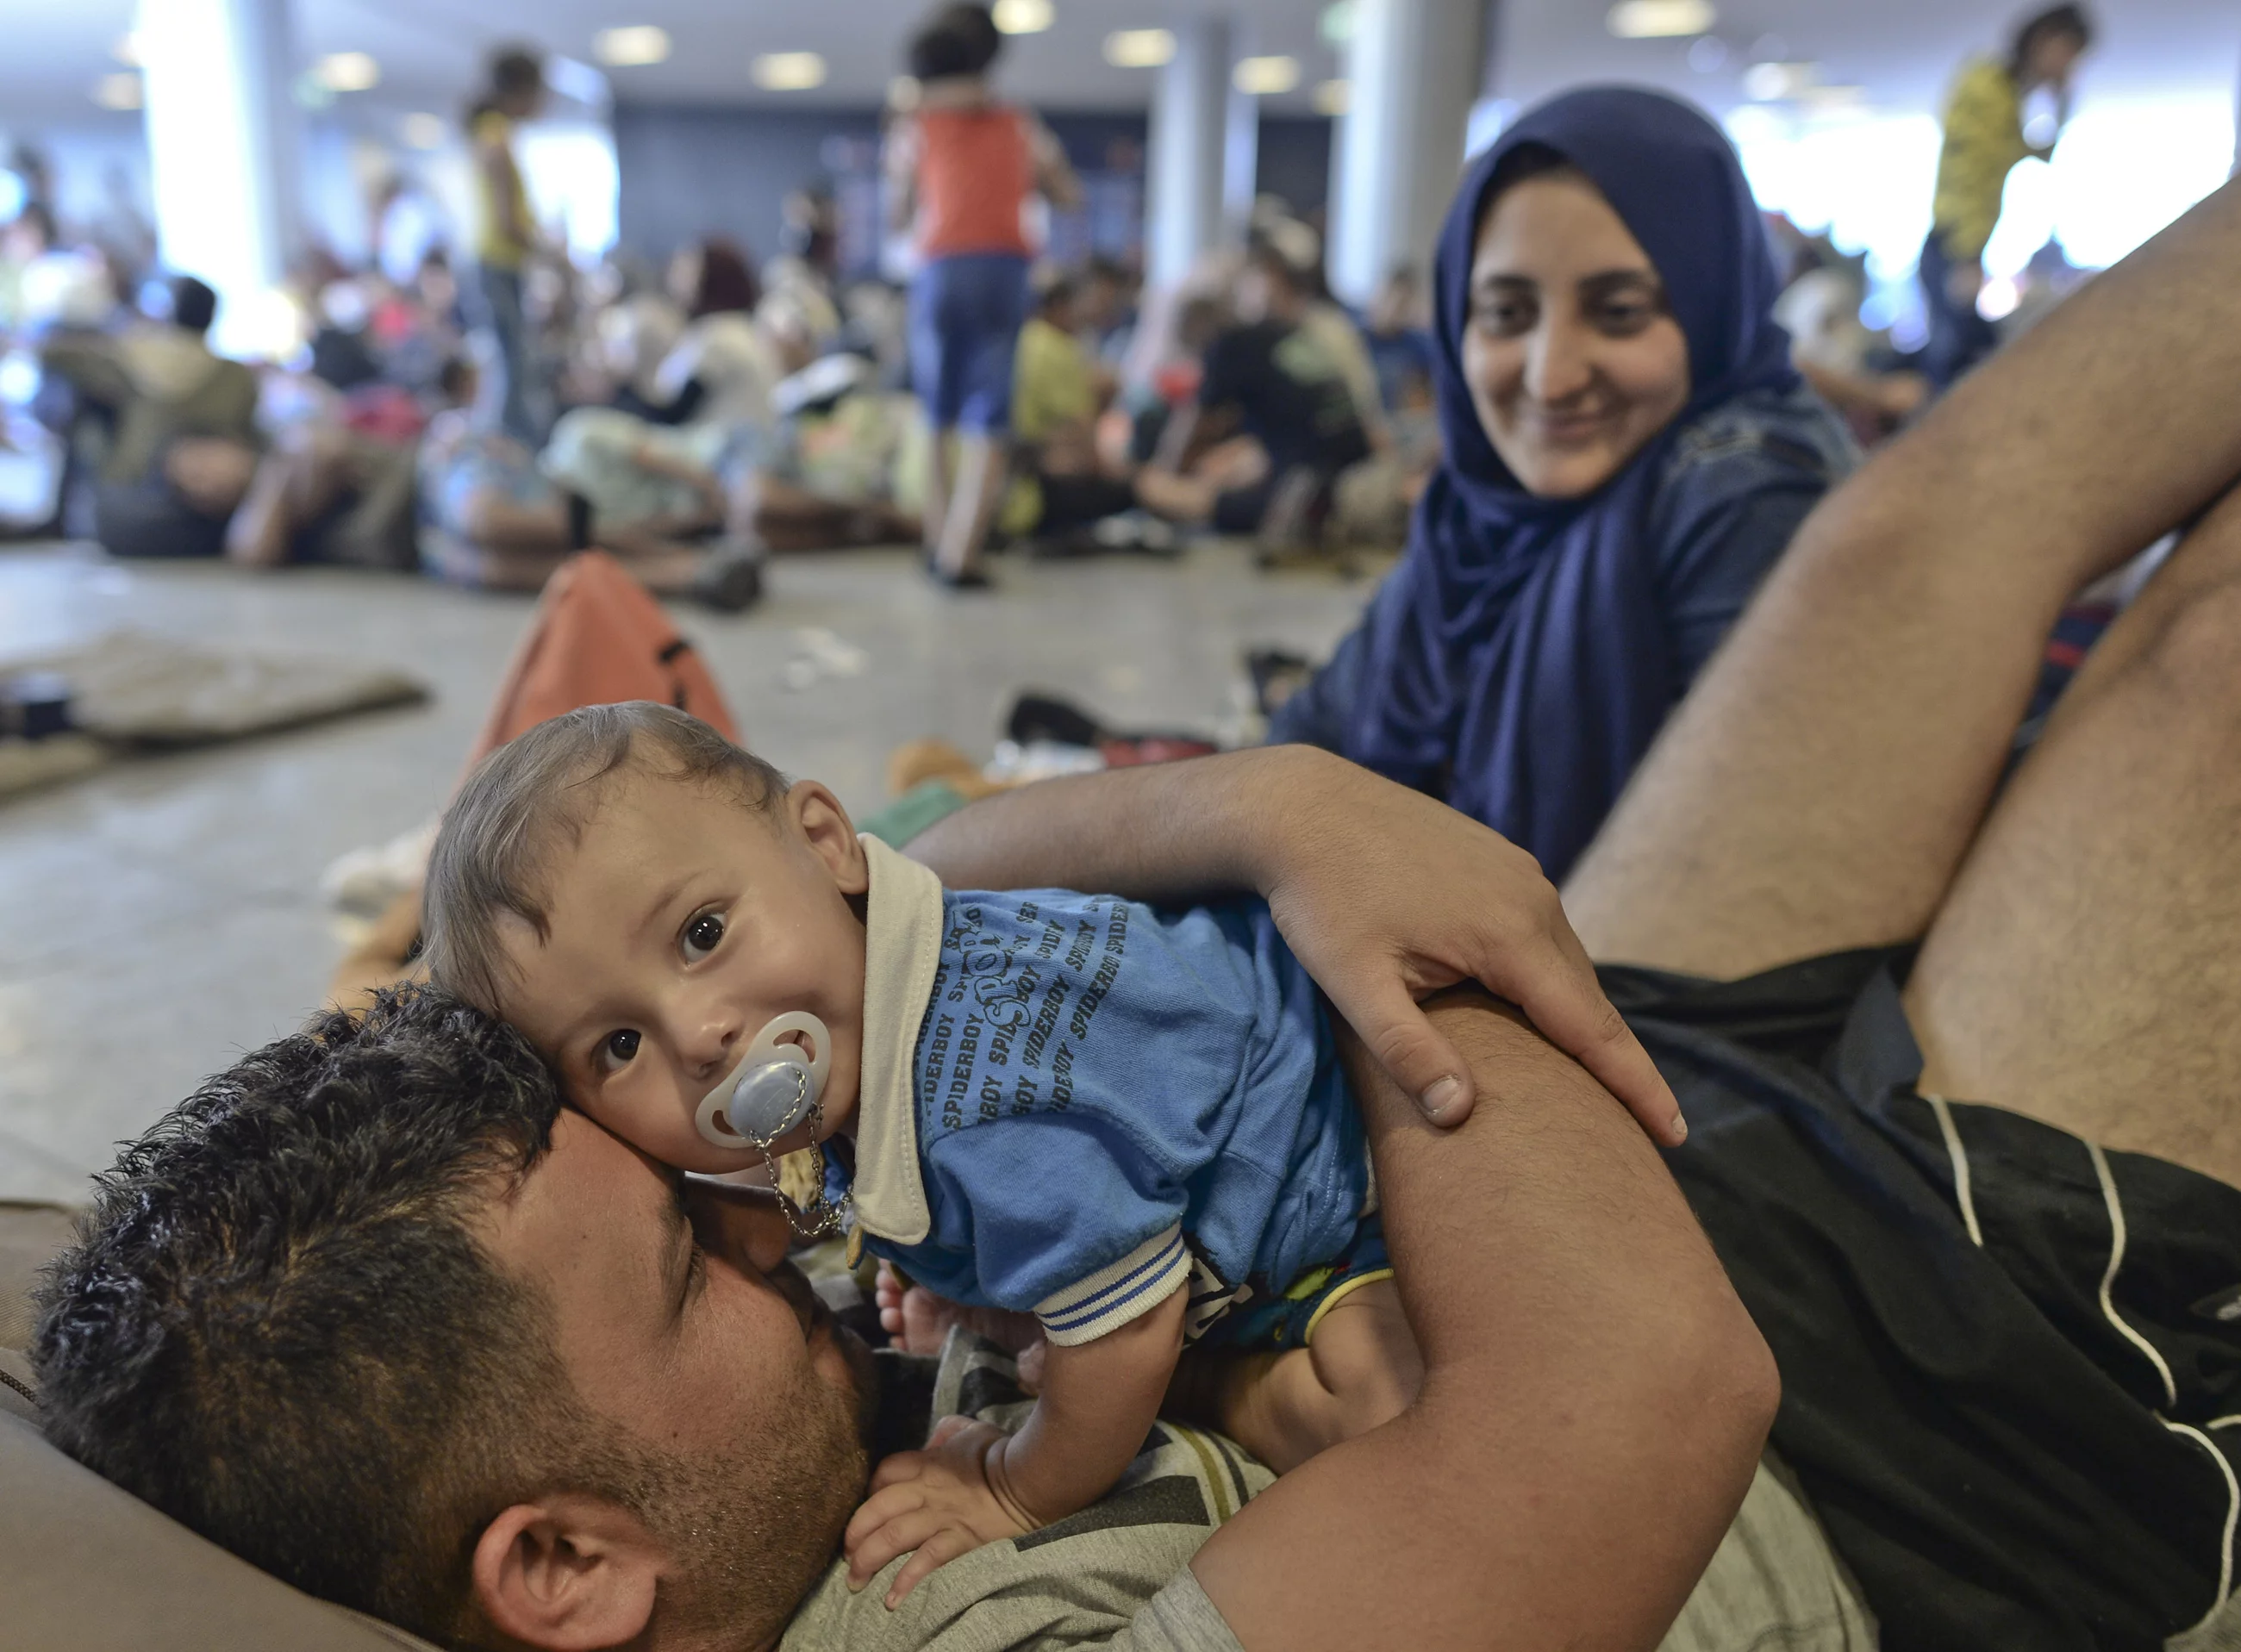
627 1328 873 1646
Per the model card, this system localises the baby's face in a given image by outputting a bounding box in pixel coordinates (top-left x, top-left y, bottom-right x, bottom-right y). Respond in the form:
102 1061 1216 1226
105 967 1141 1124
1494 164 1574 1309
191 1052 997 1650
494 770 871 1173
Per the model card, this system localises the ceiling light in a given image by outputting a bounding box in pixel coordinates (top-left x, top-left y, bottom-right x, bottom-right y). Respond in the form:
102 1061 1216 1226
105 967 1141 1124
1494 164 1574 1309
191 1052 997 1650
92 72 144 111
1313 78 1349 115
402 112 446 149
1103 28 1176 68
993 0 1054 34
111 32 146 65
1233 55 1300 96
315 52 380 92
1607 0 1715 39
752 51 827 91
1742 59 1815 101
593 26 671 67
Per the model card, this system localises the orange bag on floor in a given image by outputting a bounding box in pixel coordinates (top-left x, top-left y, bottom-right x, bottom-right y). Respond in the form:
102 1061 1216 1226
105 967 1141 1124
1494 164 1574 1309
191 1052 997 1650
459 550 740 778
332 553 743 1010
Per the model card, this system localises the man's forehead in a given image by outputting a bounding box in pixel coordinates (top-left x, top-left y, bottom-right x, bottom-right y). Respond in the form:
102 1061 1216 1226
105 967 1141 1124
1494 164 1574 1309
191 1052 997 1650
482 1109 671 1264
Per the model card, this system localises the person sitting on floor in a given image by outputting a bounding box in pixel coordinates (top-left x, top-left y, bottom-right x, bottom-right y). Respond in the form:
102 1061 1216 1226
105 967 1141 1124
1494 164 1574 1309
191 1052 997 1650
1133 239 1373 545
223 377 421 573
415 358 758 609
1011 272 1138 545
1266 86 1856 885
38 274 263 559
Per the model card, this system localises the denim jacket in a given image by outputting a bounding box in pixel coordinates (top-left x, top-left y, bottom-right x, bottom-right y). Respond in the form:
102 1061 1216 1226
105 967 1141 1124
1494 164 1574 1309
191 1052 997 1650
1269 383 1858 752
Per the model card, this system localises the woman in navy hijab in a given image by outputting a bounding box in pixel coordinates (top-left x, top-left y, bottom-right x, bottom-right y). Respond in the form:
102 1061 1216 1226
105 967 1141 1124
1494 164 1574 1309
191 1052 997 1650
1270 87 1856 884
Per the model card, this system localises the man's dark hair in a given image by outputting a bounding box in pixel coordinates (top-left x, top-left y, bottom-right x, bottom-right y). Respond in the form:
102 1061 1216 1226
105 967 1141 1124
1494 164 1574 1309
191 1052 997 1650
10 200 58 250
690 235 761 319
908 3 1003 81
2010 4 2091 74
435 353 477 406
1242 236 1308 298
1036 271 1080 315
168 275 218 335
489 47 546 100
31 988 579 1643
421 701 790 1015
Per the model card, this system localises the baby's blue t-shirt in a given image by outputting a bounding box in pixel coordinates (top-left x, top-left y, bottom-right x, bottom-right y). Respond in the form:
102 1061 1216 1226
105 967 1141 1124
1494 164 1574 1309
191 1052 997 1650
839 838 1367 1345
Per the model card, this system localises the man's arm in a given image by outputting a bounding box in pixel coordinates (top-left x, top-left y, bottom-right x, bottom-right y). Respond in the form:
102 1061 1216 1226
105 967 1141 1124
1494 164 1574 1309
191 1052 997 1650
1190 992 1776 1650
883 117 921 236
906 745 1682 1144
1028 115 1084 213
39 335 132 411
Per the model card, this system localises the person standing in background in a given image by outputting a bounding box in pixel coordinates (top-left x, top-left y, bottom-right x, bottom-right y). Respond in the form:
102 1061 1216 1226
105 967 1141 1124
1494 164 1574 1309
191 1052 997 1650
885 3 1081 587
468 47 548 443
1920 4 2092 389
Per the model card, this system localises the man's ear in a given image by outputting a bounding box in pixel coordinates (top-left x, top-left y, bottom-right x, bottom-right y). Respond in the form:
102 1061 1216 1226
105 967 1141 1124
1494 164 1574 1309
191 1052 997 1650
788 781 869 897
470 1494 664 1651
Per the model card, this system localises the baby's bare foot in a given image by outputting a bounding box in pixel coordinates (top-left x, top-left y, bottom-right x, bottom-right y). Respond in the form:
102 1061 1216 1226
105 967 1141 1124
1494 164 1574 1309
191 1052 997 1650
875 1263 1046 1385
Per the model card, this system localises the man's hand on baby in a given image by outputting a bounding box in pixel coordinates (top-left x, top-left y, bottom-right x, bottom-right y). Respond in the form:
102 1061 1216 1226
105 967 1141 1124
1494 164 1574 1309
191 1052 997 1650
845 1416 1039 1608
1253 747 1686 1146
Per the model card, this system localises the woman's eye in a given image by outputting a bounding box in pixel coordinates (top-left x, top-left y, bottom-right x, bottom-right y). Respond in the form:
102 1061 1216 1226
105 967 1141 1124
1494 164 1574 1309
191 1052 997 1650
1595 296 1658 334
682 912 726 963
604 1028 641 1067
1476 301 1532 337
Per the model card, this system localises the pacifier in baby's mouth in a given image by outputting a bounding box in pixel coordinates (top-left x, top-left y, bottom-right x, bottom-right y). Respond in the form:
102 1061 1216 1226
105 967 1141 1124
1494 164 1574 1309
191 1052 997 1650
694 1011 851 1239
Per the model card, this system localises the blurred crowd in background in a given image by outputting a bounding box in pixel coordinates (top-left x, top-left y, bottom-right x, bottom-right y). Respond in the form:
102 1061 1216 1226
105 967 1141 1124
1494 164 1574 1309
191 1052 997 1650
0 2 2101 605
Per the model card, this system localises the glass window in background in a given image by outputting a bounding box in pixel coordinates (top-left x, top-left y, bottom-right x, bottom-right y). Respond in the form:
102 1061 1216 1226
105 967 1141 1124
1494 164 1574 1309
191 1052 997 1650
1726 95 2235 344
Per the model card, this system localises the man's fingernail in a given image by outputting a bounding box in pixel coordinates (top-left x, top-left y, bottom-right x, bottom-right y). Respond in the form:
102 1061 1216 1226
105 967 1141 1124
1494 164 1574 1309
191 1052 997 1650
1670 1112 1689 1143
1421 1075 1463 1120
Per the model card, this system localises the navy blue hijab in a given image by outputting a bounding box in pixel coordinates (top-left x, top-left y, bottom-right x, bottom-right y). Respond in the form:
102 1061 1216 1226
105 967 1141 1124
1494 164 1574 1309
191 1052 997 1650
1334 86 1796 882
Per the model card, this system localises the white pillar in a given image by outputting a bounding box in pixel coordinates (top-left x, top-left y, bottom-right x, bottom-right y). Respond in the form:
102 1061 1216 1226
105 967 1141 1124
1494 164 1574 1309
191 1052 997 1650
1222 75 1261 237
136 0 303 355
1145 16 1232 289
1327 0 1489 305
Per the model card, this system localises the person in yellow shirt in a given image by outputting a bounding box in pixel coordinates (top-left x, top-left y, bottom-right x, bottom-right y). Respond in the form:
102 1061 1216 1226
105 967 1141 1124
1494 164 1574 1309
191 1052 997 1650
1920 5 2092 387
1011 274 1138 545
469 47 547 441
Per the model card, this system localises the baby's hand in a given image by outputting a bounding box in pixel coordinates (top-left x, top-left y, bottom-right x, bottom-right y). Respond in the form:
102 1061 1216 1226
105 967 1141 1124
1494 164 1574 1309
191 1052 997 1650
845 1415 1039 1607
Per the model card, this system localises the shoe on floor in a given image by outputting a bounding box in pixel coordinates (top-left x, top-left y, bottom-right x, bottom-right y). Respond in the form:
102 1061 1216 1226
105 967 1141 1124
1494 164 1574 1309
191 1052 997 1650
695 548 765 614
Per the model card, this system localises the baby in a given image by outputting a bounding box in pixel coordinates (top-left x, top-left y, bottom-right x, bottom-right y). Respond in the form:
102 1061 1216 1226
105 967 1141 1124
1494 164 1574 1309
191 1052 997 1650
421 702 1420 1605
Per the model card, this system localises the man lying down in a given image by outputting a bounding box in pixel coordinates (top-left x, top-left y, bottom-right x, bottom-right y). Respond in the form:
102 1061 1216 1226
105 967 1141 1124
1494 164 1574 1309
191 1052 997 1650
29 753 1807 1652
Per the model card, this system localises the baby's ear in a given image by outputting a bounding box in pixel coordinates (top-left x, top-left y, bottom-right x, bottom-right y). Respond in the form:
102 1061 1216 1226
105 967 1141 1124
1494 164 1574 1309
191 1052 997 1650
789 780 870 896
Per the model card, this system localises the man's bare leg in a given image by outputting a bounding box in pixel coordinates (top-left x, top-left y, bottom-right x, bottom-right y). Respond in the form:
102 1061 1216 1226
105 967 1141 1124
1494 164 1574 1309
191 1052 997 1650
1898 482 2241 1185
1564 178 2241 980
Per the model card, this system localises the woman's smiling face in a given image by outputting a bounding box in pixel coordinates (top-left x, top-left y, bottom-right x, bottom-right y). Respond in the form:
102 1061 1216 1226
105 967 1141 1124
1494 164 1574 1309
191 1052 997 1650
1461 165 1692 500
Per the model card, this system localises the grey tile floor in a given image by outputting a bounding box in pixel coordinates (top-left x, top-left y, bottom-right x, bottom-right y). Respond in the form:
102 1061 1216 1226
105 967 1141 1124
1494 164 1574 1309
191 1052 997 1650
0 540 1377 1205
